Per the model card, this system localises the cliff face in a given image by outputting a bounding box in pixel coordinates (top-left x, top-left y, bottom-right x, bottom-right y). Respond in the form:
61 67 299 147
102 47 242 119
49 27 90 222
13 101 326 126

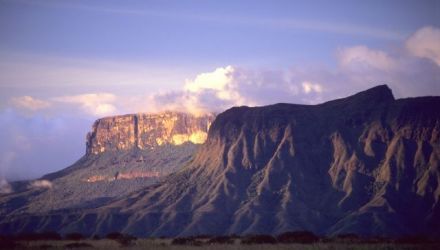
86 112 215 155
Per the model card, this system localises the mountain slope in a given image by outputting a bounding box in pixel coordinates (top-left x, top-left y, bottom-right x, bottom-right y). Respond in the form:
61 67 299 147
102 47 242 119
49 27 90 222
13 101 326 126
0 112 214 216
1 85 439 237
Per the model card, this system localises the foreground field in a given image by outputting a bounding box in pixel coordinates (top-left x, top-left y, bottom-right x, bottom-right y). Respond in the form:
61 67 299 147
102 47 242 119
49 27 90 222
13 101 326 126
2 239 440 250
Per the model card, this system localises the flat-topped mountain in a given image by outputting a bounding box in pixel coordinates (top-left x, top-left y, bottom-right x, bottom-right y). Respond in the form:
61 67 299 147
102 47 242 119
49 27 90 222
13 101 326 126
1 85 439 238
87 112 214 154
0 112 214 216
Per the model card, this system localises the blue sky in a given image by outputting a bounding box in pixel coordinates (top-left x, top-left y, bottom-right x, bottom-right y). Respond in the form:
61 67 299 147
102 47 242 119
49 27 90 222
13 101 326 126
1 0 438 68
0 0 439 181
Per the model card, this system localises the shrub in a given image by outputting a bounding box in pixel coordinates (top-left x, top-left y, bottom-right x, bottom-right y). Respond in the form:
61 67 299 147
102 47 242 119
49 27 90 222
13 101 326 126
15 231 62 241
0 237 22 249
395 235 431 244
105 232 124 240
38 231 62 241
277 231 319 244
105 232 136 247
117 235 137 247
65 233 84 241
171 237 203 246
241 234 277 244
229 234 240 239
335 233 360 239
332 233 362 243
64 242 93 248
37 244 54 249
207 236 234 244
363 236 392 244
192 234 211 239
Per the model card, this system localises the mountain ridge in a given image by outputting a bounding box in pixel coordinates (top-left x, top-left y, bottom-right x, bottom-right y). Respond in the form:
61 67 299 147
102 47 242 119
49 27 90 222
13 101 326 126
1 85 439 238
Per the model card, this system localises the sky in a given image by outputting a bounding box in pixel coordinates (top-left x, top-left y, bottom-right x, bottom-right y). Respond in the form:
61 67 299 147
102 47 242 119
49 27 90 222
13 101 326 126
0 0 439 182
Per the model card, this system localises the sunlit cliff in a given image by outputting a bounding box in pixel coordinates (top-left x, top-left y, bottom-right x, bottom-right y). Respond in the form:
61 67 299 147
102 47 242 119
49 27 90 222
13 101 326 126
86 111 215 154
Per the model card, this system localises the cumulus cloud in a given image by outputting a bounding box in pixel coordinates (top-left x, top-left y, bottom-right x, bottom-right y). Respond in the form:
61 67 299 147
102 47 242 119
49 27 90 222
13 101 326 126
406 26 440 66
129 66 250 115
302 81 323 94
182 66 247 112
181 66 246 114
185 66 233 93
141 66 308 115
338 45 397 71
53 93 118 117
11 96 51 111
28 179 53 189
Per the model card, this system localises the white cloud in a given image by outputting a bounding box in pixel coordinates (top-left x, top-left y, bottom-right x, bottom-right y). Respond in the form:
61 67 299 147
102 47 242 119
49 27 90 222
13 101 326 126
302 81 323 94
9 93 119 117
11 96 51 111
143 66 310 115
184 65 246 104
185 66 233 93
136 66 251 116
53 93 118 117
0 178 12 194
338 45 396 71
28 180 53 189
406 26 440 66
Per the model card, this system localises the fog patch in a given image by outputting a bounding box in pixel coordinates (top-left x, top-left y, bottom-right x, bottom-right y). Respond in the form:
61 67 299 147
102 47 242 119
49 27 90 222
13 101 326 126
28 180 53 189
0 178 13 194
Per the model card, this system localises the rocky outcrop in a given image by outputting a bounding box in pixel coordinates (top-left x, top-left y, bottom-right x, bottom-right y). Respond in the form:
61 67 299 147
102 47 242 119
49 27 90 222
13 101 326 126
86 112 215 154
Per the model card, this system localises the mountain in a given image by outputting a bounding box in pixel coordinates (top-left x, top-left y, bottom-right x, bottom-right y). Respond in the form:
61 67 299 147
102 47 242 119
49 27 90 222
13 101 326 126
0 112 214 215
1 85 439 238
